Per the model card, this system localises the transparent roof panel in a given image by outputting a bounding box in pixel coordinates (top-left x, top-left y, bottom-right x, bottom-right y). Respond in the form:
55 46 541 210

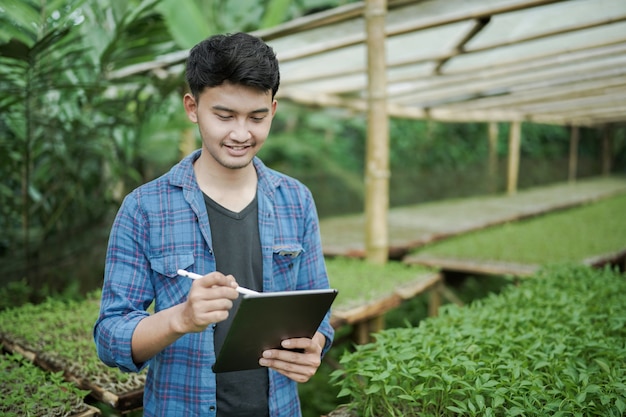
386 21 474 65
444 22 626 73
254 0 626 125
465 0 626 50
282 73 367 95
277 42 366 83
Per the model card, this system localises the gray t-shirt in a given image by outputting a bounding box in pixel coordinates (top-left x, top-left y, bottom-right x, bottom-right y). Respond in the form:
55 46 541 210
204 193 269 417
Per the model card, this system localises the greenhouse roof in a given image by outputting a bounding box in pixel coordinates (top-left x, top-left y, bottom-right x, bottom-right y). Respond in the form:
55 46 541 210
112 0 626 127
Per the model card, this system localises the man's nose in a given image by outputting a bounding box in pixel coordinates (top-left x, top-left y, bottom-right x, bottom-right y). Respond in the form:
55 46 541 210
229 121 252 141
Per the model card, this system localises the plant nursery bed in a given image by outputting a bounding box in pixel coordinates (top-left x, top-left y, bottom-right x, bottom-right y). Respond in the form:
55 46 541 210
403 255 539 277
0 352 101 417
326 257 442 343
331 271 442 327
1 329 145 413
403 193 626 276
404 248 626 278
0 295 146 413
329 264 626 417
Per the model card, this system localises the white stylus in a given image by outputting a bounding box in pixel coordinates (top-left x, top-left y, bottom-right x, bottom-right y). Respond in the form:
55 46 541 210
177 269 260 295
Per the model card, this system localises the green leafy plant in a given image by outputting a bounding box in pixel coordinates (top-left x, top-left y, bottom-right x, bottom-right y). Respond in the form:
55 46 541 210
0 0 185 304
331 264 626 417
0 292 145 396
0 352 90 417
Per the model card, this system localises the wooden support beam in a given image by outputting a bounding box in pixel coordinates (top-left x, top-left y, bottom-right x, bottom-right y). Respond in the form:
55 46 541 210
602 125 614 176
569 125 580 183
353 316 385 345
488 122 499 193
507 121 522 195
428 281 442 317
179 128 196 159
364 0 390 264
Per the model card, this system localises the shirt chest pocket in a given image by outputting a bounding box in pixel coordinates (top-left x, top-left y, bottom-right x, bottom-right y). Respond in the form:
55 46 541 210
149 252 195 278
272 245 303 289
148 252 195 309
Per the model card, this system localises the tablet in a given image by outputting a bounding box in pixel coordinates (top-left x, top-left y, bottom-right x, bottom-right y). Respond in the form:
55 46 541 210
212 288 338 373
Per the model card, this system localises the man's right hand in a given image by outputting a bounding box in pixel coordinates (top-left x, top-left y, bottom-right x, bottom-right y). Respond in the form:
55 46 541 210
131 271 239 364
175 272 240 334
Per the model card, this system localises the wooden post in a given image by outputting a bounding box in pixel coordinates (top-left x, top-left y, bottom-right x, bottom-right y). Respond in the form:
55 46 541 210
506 121 521 195
364 0 389 264
601 125 613 176
488 122 499 193
428 281 442 317
568 125 579 183
353 316 385 345
179 128 197 159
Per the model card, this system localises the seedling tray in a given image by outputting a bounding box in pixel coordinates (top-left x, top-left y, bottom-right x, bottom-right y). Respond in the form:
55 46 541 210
0 295 145 412
0 350 101 417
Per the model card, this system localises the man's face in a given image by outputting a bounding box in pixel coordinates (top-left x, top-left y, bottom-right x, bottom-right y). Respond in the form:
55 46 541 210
184 82 277 170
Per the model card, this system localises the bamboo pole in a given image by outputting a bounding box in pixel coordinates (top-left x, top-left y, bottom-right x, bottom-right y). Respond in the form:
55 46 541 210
568 125 580 183
507 121 521 195
179 128 197 159
364 0 389 264
601 125 613 176
488 122 499 193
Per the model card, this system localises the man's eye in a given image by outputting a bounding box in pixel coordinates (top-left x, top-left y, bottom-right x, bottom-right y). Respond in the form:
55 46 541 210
251 116 265 122
217 114 232 120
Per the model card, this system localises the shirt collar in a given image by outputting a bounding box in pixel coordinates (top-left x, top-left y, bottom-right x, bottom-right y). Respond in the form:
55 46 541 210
168 150 284 196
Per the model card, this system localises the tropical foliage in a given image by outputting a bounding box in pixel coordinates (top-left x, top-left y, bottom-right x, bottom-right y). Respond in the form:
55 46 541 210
0 0 184 302
0 0 354 304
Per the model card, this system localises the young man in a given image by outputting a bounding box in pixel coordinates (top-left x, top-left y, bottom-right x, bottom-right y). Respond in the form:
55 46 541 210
94 32 335 417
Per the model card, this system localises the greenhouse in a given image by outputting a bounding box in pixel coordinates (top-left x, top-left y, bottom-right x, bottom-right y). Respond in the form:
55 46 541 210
1 0 625 416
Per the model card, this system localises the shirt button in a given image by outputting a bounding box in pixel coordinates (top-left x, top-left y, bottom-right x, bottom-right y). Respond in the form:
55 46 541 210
209 405 216 412
212 324 217 329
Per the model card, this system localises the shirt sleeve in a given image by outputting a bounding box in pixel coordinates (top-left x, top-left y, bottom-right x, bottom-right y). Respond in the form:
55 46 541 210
93 193 154 373
300 189 335 357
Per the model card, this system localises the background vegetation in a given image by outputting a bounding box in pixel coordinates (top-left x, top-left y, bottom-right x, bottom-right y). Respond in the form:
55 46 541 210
1 0 624 306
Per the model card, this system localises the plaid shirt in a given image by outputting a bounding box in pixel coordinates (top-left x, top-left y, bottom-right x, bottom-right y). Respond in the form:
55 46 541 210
94 150 334 417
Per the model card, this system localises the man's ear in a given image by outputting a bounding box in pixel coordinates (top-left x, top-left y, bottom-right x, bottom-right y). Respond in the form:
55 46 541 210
183 93 198 123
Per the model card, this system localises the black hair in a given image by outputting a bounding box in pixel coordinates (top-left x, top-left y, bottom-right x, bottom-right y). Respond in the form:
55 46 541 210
185 32 280 100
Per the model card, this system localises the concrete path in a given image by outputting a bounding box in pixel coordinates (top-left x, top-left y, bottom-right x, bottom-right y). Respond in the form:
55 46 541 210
319 176 626 259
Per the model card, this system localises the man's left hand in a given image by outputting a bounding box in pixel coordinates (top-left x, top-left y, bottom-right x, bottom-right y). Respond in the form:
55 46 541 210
259 332 326 383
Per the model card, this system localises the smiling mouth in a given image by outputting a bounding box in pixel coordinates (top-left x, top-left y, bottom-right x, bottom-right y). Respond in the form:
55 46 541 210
224 141 254 150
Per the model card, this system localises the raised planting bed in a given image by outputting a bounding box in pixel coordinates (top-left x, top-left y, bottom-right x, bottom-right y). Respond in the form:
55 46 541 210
0 258 440 414
330 264 626 417
0 293 146 412
404 193 626 276
320 177 626 259
0 351 99 417
326 257 441 343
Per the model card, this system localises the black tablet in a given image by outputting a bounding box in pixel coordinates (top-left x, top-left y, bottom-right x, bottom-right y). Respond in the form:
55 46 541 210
212 288 338 373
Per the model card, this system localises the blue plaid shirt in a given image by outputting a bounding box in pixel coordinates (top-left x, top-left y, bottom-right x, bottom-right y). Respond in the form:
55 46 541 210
94 150 334 417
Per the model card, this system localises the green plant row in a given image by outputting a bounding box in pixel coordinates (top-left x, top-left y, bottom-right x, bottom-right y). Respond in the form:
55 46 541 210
0 292 145 397
411 193 626 265
326 257 438 311
0 352 91 417
331 264 626 417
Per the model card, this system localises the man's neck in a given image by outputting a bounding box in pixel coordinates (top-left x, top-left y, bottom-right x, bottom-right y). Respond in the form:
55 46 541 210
193 154 258 213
